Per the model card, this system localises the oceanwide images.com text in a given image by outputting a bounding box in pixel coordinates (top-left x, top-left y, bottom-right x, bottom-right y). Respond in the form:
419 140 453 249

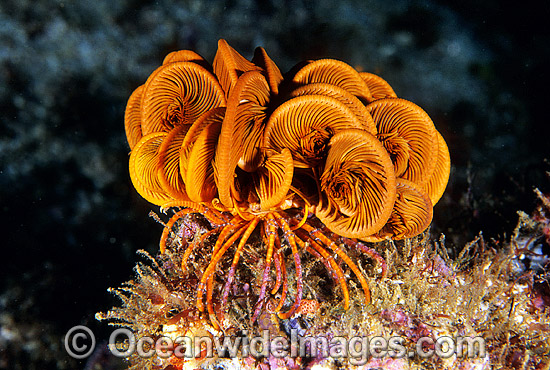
64 326 486 365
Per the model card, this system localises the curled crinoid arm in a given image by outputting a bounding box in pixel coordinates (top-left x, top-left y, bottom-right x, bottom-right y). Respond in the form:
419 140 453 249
156 124 191 200
254 148 294 211
129 132 173 206
124 85 144 150
424 131 451 205
162 49 211 70
214 71 271 208
367 98 439 187
363 179 433 242
358 72 397 100
179 107 226 180
140 61 226 135
184 117 222 203
316 129 396 238
252 46 283 95
291 58 373 102
234 72 271 173
289 82 377 134
263 94 365 168
213 39 262 98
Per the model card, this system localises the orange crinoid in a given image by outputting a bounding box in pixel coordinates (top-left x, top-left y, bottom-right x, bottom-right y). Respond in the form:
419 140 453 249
125 39 450 326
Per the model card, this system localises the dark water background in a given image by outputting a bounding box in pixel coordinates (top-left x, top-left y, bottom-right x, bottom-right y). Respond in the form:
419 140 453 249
1 0 549 368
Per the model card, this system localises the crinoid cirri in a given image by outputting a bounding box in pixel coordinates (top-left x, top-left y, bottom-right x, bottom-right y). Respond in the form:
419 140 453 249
124 39 450 329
